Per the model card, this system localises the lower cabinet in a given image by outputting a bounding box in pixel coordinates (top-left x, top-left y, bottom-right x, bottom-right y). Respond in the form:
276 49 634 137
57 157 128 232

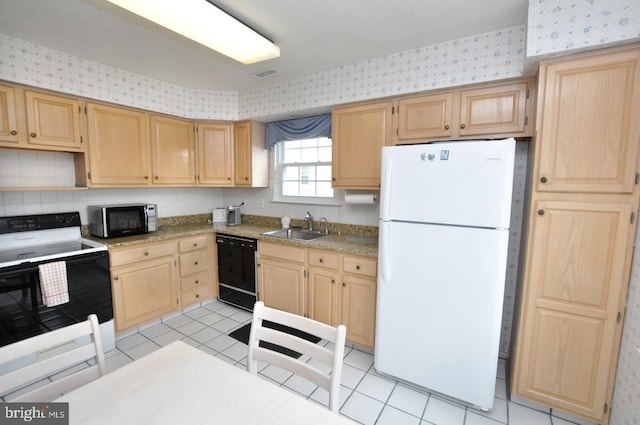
178 235 213 308
110 234 215 332
258 242 306 316
110 241 178 332
259 242 377 349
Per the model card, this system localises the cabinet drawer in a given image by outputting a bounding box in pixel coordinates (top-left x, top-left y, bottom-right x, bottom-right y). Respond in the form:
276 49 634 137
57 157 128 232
181 286 211 307
179 235 209 253
181 271 209 292
343 255 377 277
110 241 175 267
179 251 209 276
259 242 305 263
308 250 339 269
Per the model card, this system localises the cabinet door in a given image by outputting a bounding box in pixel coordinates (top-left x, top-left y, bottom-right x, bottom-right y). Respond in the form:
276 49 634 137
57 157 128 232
341 274 377 348
513 200 634 422
396 93 454 141
150 115 195 185
86 103 150 186
25 90 83 150
458 83 527 136
308 267 339 326
536 49 640 194
197 123 233 186
0 84 20 145
111 256 178 332
233 121 252 186
332 101 393 189
258 256 305 316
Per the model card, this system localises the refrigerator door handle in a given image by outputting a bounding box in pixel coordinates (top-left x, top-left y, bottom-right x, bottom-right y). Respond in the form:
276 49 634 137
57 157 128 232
379 221 390 284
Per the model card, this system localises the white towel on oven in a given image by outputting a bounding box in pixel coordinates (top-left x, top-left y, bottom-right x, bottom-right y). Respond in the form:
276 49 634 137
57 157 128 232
38 261 70 307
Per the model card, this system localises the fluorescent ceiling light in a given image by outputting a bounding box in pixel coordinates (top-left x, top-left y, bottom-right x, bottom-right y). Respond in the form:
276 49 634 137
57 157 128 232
104 0 280 64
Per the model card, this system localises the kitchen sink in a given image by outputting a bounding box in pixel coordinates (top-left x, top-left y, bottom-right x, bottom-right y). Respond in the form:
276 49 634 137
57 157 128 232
261 228 328 241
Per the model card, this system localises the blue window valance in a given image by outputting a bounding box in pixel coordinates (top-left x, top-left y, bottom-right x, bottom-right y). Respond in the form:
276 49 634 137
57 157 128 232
265 114 331 149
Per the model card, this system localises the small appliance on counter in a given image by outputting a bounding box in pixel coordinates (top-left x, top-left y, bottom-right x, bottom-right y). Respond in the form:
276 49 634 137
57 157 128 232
88 203 157 238
213 208 227 223
226 202 244 226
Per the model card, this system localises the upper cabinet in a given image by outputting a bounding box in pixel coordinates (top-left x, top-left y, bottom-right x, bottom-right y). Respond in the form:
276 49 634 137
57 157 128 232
86 102 151 186
394 80 533 144
0 84 20 146
332 100 394 189
0 86 84 152
150 114 196 186
233 120 268 187
24 90 84 151
196 123 234 186
535 48 640 194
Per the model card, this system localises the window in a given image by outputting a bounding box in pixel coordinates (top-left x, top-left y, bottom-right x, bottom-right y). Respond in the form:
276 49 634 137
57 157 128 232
274 137 339 204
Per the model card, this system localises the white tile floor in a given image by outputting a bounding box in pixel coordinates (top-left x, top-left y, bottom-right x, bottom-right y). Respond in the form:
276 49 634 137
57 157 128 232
107 300 585 425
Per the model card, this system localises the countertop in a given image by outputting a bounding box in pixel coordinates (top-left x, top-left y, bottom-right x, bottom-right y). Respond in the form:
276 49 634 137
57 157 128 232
87 221 378 258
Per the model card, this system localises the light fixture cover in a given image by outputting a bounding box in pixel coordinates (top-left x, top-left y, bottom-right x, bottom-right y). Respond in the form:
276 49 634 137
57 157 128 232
105 0 280 64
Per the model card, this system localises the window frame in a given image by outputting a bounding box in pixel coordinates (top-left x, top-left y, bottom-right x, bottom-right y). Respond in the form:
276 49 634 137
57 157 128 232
273 137 341 206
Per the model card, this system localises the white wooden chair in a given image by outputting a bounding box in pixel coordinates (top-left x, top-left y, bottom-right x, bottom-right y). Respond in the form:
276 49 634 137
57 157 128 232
247 301 347 413
0 314 106 402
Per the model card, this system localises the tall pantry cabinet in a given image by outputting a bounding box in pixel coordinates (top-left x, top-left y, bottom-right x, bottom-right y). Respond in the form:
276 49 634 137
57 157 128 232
511 45 640 424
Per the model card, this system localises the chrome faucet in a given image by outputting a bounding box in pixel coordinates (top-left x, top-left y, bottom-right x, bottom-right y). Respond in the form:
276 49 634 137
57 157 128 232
304 211 314 231
318 217 329 234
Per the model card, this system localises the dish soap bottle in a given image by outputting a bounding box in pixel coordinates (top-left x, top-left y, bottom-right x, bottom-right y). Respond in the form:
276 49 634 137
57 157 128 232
281 214 291 229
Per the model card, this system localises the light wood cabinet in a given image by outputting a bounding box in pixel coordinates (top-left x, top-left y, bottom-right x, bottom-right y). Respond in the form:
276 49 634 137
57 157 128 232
233 120 268 187
178 235 212 308
511 45 640 424
331 100 394 189
340 254 377 348
24 90 84 151
0 84 20 146
86 102 151 186
258 242 306 316
197 123 234 186
110 241 178 332
263 244 378 349
150 114 196 186
534 49 640 194
395 81 531 144
308 250 340 327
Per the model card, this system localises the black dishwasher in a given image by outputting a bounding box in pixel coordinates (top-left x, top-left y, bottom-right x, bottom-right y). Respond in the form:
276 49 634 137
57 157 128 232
216 234 257 311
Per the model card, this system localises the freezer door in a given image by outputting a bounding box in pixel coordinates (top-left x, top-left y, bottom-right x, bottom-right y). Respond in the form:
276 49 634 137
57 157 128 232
380 139 515 228
374 220 509 410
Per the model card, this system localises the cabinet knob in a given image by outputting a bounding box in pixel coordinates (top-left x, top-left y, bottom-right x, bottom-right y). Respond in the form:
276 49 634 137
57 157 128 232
30 132 37 137
227 177 231 180
195 280 199 284
540 176 548 183
144 176 149 180
245 177 248 180
342 282 346 287
10 130 17 135
144 251 149 256
538 209 545 216
114 276 119 281
444 125 450 130
194 261 198 265
154 176 158 180
196 294 200 298
459 124 466 129
193 243 198 247
319 258 323 263
331 279 335 284
332 177 336 181
356 265 361 270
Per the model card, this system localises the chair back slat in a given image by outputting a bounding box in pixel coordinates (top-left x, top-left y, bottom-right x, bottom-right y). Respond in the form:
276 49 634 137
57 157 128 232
0 314 107 401
247 302 346 413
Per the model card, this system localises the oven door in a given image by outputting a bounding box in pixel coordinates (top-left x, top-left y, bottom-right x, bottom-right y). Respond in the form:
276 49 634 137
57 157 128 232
0 251 113 348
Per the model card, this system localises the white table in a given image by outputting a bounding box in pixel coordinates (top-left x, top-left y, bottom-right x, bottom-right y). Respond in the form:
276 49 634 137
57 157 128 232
57 341 355 425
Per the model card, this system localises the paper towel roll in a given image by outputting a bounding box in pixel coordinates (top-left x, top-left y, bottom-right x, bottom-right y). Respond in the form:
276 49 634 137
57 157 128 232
344 193 377 204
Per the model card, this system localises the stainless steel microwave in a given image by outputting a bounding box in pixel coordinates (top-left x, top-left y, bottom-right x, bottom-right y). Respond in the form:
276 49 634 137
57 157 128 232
88 204 157 238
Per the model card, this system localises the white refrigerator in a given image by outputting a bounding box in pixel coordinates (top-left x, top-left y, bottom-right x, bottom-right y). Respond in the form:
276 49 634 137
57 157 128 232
374 138 516 411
